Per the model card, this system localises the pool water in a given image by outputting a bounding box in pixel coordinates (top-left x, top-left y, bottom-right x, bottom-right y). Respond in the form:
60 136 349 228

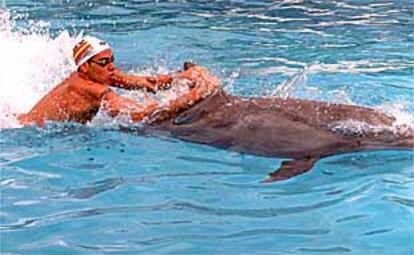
1 1 413 254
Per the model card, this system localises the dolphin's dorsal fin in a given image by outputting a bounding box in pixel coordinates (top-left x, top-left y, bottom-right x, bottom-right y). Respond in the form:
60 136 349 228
262 157 319 183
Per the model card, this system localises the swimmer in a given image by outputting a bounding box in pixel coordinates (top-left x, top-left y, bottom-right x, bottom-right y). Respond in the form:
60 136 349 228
17 36 218 127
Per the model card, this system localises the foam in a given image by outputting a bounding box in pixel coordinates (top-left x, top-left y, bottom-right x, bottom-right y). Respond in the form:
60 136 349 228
271 66 308 98
0 10 78 128
325 100 414 139
377 102 414 128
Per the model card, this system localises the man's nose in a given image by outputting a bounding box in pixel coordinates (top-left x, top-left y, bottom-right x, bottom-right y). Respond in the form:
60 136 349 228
107 63 115 71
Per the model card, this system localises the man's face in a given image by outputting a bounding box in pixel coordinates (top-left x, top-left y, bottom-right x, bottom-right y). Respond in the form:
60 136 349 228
84 49 116 84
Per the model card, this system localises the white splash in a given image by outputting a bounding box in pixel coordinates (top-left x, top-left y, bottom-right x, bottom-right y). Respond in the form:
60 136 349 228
377 101 414 128
328 119 395 138
271 66 308 98
254 59 412 76
327 100 414 140
0 10 78 129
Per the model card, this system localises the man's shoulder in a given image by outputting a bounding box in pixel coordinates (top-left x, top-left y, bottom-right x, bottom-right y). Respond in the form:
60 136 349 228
69 73 113 98
61 72 82 88
67 73 108 90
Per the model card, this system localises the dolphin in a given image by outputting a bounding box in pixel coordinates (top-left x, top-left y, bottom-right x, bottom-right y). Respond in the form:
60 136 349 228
148 87 413 182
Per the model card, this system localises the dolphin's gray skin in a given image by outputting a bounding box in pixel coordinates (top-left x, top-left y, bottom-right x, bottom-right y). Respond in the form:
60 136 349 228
149 88 413 182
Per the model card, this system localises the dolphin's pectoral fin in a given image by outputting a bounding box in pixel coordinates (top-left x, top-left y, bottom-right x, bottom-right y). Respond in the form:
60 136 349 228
262 157 319 183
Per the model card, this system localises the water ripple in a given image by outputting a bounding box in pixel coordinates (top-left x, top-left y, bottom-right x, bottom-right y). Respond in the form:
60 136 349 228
135 227 330 246
0 181 374 232
62 177 125 200
383 195 414 209
176 155 242 168
336 214 368 223
171 197 340 218
298 246 351 253
0 203 172 231
363 228 394 236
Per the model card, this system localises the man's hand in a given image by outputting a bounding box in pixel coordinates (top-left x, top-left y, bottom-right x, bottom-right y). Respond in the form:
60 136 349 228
169 65 221 110
179 65 221 96
109 69 172 92
147 75 173 90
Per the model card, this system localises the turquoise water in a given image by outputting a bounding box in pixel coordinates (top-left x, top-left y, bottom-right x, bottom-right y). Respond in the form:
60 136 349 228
1 1 413 254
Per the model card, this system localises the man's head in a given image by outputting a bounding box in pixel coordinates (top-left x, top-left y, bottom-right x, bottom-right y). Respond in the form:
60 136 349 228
73 36 116 84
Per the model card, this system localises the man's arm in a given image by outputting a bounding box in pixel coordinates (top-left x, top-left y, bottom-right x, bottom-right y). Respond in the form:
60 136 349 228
101 91 158 122
109 69 172 93
102 71 218 122
101 65 219 123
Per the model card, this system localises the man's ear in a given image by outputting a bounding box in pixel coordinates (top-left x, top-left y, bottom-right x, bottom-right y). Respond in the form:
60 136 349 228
78 63 89 73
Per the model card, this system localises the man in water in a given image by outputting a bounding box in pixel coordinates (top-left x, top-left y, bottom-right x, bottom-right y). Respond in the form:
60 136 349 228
18 36 218 126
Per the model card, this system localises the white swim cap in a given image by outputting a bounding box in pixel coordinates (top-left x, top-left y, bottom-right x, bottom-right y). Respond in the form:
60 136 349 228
73 36 111 68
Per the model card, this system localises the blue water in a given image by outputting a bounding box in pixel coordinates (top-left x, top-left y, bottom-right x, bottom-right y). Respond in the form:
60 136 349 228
1 1 413 254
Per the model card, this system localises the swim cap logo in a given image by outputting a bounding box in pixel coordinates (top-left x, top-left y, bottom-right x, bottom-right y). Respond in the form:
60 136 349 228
73 39 92 65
